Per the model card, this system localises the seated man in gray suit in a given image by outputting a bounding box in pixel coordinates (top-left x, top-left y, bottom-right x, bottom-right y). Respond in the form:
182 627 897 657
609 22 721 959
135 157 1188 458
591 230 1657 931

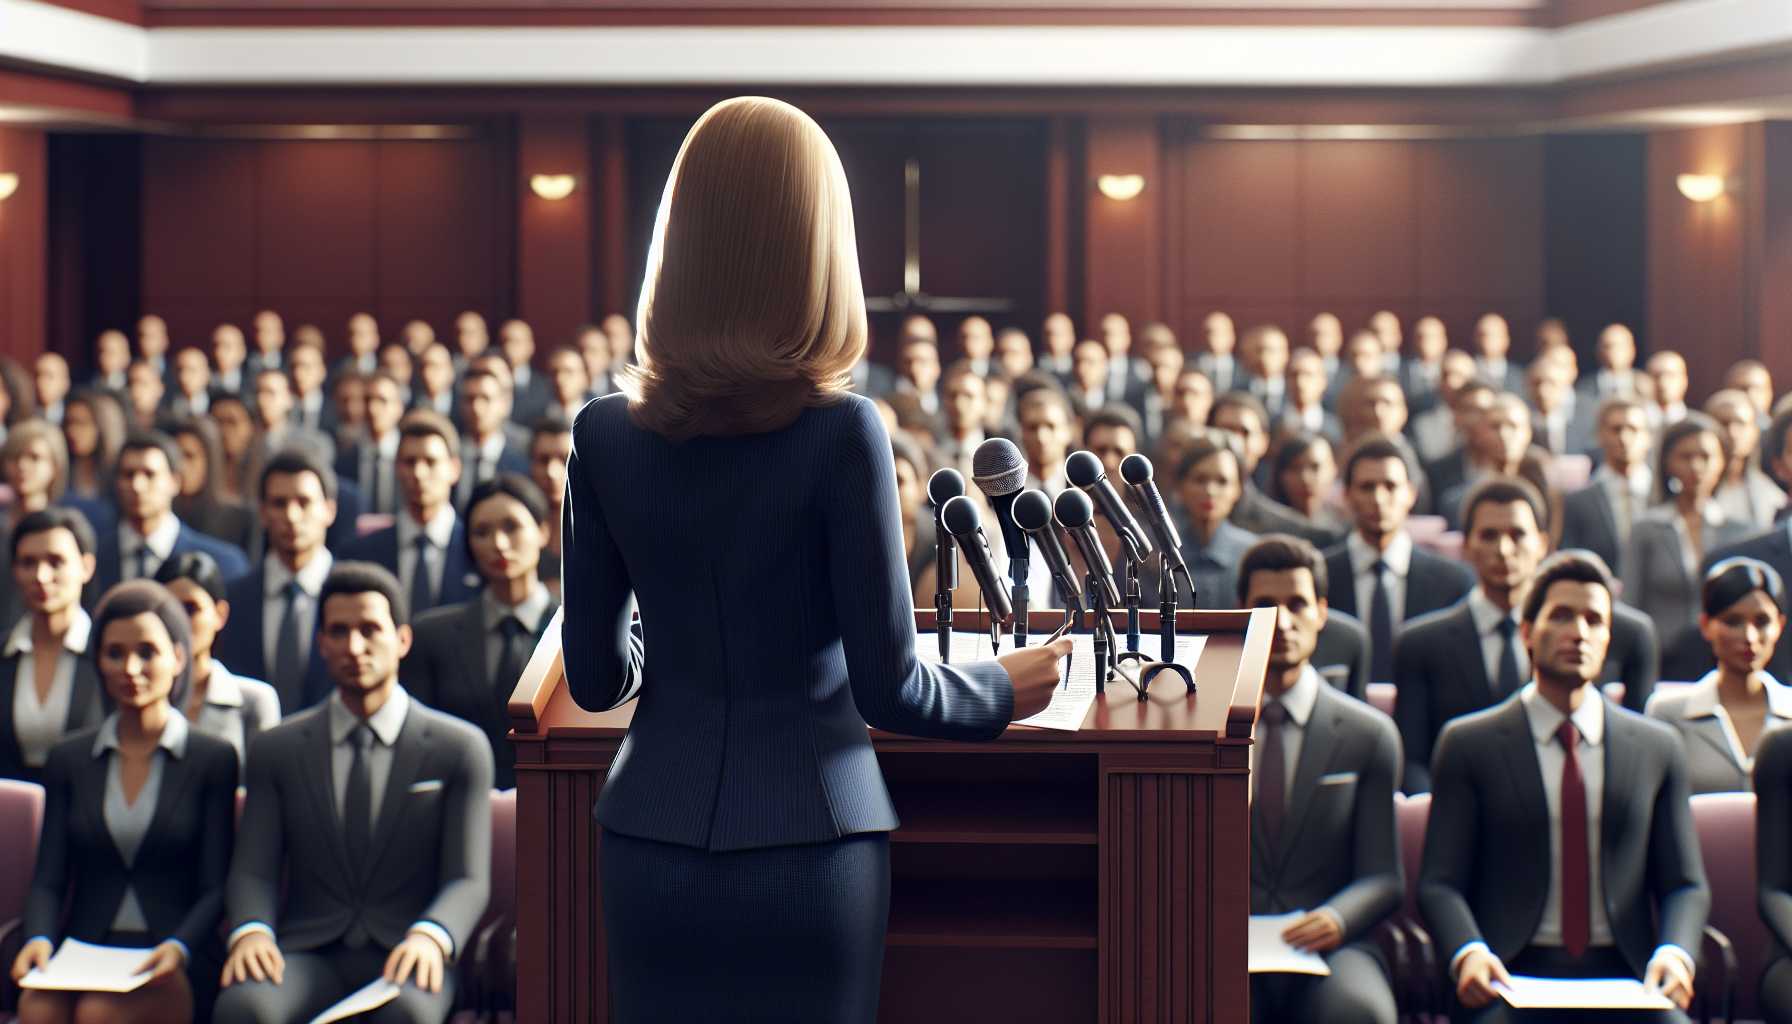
215 562 494 1024
1239 534 1402 1023
1559 397 1654 581
1420 551 1707 1023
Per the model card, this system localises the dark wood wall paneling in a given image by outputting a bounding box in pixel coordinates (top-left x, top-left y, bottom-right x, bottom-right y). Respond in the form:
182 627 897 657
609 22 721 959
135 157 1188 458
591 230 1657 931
1160 131 1546 355
138 133 513 355
1543 134 1647 365
0 128 49 362
47 135 142 362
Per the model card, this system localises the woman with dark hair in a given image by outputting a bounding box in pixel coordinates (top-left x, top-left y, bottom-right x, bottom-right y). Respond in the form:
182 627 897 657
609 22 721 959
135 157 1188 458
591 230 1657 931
9 579 237 1024
1 419 69 521
61 389 126 507
890 431 939 606
0 358 39 443
1266 431 1349 547
1625 412 1755 680
0 509 103 782
153 551 279 762
1173 435 1258 609
561 96 1069 1022
1644 556 1792 793
166 415 254 550
207 394 256 504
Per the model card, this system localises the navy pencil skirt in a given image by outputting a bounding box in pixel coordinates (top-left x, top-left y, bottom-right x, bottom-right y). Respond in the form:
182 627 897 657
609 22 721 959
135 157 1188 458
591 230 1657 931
600 827 892 1023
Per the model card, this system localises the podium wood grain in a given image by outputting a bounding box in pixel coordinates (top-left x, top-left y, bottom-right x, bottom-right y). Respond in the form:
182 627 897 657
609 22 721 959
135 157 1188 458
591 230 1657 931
507 606 1271 1022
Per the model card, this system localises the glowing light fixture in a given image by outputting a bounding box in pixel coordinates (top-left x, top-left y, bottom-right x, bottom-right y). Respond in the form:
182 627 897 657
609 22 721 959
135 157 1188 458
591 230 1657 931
1676 173 1725 202
530 174 577 201
0 173 17 202
1097 174 1145 202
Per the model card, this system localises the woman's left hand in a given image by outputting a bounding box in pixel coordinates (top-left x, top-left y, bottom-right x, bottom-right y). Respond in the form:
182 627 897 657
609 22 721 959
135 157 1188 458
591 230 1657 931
134 941 187 983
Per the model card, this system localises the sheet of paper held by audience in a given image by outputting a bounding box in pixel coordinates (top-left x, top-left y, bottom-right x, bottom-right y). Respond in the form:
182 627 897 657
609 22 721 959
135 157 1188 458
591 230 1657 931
1493 976 1674 1010
916 630 1207 731
306 977 402 1024
18 939 155 993
1246 913 1332 975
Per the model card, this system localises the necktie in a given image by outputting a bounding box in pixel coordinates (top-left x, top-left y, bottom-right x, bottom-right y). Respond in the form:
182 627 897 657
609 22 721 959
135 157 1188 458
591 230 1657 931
132 545 152 581
1257 701 1288 844
1558 720 1591 958
410 534 435 616
1615 483 1635 545
273 581 306 706
372 454 393 515
1369 559 1394 682
495 616 533 706
343 723 374 946
1496 617 1522 697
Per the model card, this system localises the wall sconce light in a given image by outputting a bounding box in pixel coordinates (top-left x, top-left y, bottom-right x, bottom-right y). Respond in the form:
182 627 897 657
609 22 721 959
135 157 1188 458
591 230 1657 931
0 173 18 202
1096 174 1146 202
530 174 577 201
1676 173 1726 203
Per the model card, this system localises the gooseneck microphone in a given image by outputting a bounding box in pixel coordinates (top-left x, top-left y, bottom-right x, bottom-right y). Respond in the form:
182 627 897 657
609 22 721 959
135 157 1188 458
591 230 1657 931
1052 488 1121 608
927 468 965 660
1119 453 1190 587
941 496 1014 625
972 438 1031 644
1065 450 1154 561
1013 488 1083 613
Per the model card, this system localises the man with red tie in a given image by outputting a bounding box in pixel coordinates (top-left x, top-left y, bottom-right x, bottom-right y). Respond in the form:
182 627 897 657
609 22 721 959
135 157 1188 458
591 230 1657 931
1418 550 1708 1022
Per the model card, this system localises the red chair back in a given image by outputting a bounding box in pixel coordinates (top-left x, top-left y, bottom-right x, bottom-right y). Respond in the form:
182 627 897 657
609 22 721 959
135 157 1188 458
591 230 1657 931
1691 791 1768 1020
1367 683 1396 718
1396 792 1430 921
0 781 44 924
484 789 518 932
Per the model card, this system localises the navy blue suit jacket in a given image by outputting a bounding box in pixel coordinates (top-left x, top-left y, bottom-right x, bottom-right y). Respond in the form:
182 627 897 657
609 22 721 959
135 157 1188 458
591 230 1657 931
92 520 250 600
562 394 1015 853
214 565 335 712
339 518 483 615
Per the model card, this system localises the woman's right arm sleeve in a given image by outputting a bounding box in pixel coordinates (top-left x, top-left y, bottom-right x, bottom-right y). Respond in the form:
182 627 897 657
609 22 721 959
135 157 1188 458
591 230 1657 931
826 403 1013 739
561 414 644 714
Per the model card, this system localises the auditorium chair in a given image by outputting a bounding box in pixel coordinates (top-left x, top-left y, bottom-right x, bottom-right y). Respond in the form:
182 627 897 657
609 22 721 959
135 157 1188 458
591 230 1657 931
1691 792 1766 1024
455 789 518 1024
0 780 46 1019
1390 793 1445 1023
1367 682 1396 718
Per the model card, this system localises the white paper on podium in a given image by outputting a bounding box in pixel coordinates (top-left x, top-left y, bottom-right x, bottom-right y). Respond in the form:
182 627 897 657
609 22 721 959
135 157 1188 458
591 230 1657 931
1246 913 1332 975
1494 976 1674 1010
307 978 402 1024
19 938 154 993
916 629 1207 732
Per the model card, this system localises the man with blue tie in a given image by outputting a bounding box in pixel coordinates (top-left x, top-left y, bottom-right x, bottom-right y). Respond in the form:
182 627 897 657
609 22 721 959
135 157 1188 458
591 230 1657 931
94 431 249 596
342 411 482 618
217 449 339 712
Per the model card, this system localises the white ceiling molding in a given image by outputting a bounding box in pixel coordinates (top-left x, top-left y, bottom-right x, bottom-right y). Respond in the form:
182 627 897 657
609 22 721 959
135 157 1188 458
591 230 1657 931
0 0 1784 88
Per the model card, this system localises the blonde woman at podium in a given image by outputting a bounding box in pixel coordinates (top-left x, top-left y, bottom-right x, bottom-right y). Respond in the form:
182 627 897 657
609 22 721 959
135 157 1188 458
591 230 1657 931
559 96 1069 1023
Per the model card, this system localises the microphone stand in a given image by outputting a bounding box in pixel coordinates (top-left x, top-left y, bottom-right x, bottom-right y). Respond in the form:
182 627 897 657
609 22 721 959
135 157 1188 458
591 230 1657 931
1088 570 1114 694
935 525 957 663
1159 555 1197 694
1121 535 1144 654
1010 557 1030 649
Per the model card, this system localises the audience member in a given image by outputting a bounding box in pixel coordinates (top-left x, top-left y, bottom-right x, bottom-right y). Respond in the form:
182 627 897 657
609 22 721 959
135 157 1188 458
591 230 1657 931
1400 316 1448 414
1067 339 1115 421
289 339 333 436
1281 347 1340 442
1582 323 1648 402
209 393 256 503
889 335 945 439
1369 310 1402 371
1306 312 1343 383
1438 391 1541 529
957 316 995 378
936 361 993 476
455 355 529 508
1238 534 1401 1024
1646 351 1691 431
378 343 416 406
329 372 368 452
498 319 549 425
527 413 572 597
342 411 480 617
1559 397 1653 578
1625 413 1752 680
452 310 490 373
1171 368 1214 430
214 562 493 1024
1409 349 1481 466
414 342 458 421
1239 325 1290 420
247 309 286 378
12 579 237 1024
2 419 67 523
137 314 172 383
1706 387 1785 529
1137 329 1183 446
168 347 213 418
1639 557 1790 796
1038 313 1076 381
1174 435 1256 610
1016 387 1074 493
1266 432 1348 546
156 550 281 764
125 359 165 429
405 474 557 789
211 324 249 395
0 509 101 783
602 312 634 370
1419 550 1706 1022
1195 311 1237 393
543 345 593 424
32 353 69 426
92 330 131 393
167 415 253 551
1324 435 1474 681
335 312 381 381
1471 313 1523 393
1528 349 1594 457
995 326 1034 381
338 371 407 518
1098 313 1149 402
96 431 249 594
217 449 340 712
1727 358 1774 429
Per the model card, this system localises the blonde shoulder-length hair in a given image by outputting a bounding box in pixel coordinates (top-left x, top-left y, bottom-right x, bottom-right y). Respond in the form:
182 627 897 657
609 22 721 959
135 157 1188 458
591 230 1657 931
623 96 868 441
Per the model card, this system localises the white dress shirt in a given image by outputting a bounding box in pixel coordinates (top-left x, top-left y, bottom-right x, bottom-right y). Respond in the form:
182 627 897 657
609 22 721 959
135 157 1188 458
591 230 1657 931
1347 530 1413 627
120 516 182 581
465 432 507 484
1467 587 1528 691
7 610 92 767
397 506 457 603
260 551 334 674
94 710 189 931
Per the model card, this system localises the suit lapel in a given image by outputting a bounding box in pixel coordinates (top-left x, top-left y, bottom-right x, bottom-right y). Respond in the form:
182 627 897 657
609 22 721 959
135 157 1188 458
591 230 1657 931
1448 607 1498 705
456 601 492 716
1600 699 1638 924
1275 688 1340 868
141 739 201 855
1683 716 1739 772
1494 697 1553 920
367 704 431 873
1593 488 1620 554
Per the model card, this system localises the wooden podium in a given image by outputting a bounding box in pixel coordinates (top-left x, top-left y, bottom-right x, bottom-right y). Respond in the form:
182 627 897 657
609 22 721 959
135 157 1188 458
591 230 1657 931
508 606 1271 1023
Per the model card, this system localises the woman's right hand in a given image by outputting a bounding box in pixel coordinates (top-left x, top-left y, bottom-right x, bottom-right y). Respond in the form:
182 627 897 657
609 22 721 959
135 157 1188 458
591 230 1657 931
11 938 52 983
998 637 1075 721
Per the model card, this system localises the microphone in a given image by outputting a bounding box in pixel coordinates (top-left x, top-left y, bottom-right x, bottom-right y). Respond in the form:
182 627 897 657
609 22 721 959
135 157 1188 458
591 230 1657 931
1013 489 1083 611
941 496 1014 622
927 468 964 591
971 438 1029 574
1053 488 1122 608
1064 450 1154 561
1119 453 1189 583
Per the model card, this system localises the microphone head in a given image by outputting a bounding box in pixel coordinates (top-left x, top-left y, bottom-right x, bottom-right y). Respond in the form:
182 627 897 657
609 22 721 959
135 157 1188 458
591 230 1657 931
1053 487 1095 529
971 438 1028 498
1064 449 1105 489
940 494 983 537
1012 489 1054 532
1119 453 1154 487
927 468 965 509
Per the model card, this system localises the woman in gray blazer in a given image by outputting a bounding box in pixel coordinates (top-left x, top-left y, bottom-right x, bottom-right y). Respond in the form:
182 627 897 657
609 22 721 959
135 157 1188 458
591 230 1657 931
1624 413 1754 680
153 551 280 763
1647 557 1792 793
